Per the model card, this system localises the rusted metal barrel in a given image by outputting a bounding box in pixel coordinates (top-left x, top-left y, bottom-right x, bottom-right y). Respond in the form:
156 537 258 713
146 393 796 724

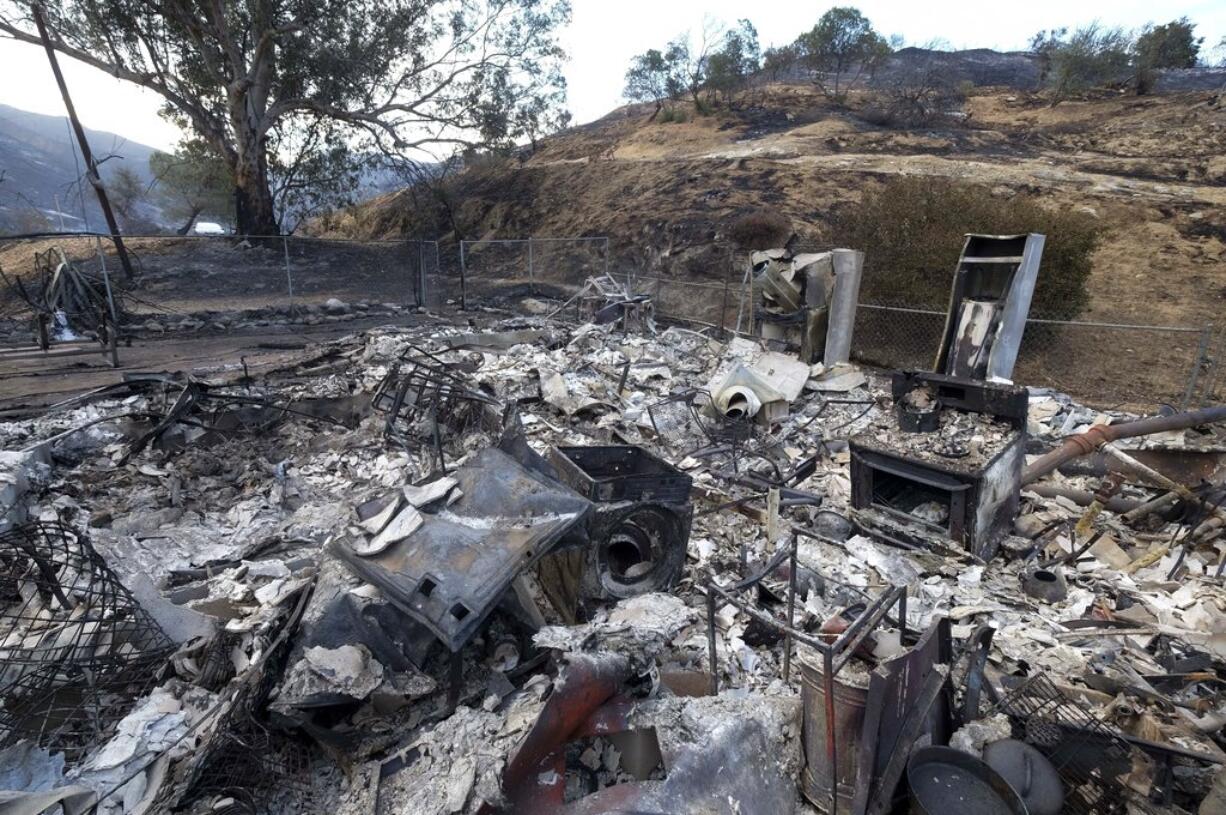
800 656 870 812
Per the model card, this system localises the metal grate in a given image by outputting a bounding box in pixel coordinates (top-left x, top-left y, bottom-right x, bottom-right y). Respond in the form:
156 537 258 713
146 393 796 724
646 388 768 461
646 388 712 452
175 591 316 814
994 674 1154 815
0 521 175 762
372 344 501 447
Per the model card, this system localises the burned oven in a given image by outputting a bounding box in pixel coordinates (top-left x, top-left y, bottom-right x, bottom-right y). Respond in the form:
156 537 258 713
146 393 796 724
849 372 1026 561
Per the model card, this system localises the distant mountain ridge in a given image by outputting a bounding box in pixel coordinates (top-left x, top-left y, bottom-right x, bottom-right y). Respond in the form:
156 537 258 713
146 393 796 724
0 103 160 234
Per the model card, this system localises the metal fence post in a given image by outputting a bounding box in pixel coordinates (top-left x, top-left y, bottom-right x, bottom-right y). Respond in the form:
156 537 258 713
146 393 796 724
459 240 468 310
720 252 732 338
1204 330 1225 407
1182 323 1214 409
528 237 535 295
282 235 294 314
604 236 610 280
416 240 424 307
94 236 120 367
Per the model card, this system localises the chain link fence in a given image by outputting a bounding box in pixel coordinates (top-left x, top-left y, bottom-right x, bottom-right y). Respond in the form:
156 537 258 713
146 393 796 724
853 304 1213 409
459 237 609 307
0 234 439 327
1192 328 1225 408
3 229 1218 412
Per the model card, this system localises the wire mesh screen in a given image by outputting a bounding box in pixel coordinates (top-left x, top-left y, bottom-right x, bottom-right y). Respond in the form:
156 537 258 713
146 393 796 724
646 389 713 454
994 673 1155 815
1 235 438 336
1013 320 1206 408
1201 330 1226 406
460 238 610 306
117 235 291 314
643 274 737 331
175 603 316 814
850 302 1206 409
418 240 449 310
0 521 175 761
851 304 945 372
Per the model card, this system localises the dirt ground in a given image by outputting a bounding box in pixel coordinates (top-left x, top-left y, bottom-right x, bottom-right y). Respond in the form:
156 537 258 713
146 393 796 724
338 85 1226 329
0 313 437 417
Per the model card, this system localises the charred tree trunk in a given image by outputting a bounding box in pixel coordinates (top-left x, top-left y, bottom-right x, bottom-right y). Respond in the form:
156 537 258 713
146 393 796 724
233 149 278 237
175 206 203 236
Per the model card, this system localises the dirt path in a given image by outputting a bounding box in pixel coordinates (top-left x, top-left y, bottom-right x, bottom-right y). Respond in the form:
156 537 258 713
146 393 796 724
0 313 438 416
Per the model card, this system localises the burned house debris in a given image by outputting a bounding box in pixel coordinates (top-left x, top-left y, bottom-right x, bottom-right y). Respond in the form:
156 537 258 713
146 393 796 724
849 372 1028 560
1 245 122 368
752 247 864 368
2 232 1226 815
934 233 1044 383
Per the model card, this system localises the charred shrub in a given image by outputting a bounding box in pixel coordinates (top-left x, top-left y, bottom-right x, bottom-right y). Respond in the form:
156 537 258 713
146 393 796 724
727 209 793 250
826 177 1100 320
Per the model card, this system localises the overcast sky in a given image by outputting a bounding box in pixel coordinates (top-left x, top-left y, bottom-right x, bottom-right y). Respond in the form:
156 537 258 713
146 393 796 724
1 0 1223 152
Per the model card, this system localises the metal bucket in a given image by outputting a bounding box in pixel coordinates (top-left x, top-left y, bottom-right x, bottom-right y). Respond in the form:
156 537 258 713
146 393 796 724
799 656 870 812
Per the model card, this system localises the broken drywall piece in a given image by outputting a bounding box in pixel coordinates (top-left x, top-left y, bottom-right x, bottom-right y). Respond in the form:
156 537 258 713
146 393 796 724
353 504 423 557
0 741 68 797
0 449 51 532
403 476 458 508
806 364 867 393
68 687 208 815
357 491 402 535
750 352 810 402
949 712 1012 757
711 364 787 423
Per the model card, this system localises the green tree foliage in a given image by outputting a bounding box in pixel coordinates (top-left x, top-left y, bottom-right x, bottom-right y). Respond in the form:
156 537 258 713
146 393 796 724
827 177 1101 320
624 19 754 114
1030 24 1132 103
623 48 687 116
761 44 799 82
795 7 891 103
1133 18 1203 93
705 20 761 105
149 141 234 234
0 1 571 236
108 166 155 232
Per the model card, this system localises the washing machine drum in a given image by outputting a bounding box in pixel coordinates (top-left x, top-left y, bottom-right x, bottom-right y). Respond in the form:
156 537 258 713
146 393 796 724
584 502 691 601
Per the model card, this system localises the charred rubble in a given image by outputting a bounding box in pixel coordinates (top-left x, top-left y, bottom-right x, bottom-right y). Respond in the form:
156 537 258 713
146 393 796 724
1 244 1225 815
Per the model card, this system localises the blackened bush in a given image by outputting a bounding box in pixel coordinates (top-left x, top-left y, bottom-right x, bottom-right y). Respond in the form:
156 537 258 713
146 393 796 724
728 209 793 250
826 177 1100 320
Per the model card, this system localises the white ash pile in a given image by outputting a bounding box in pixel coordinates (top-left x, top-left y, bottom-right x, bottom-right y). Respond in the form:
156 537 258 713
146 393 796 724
0 313 1223 815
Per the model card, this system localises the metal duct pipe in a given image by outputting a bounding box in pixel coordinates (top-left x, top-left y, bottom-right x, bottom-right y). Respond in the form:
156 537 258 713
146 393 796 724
1022 405 1226 485
1022 483 1141 514
823 248 864 367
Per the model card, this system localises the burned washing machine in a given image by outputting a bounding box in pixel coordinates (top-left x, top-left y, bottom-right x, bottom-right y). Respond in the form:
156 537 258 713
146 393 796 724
548 445 694 604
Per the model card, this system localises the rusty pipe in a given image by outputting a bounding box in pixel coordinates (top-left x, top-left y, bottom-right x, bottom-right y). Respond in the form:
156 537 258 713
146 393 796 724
1022 406 1226 485
1023 483 1141 514
497 654 632 813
